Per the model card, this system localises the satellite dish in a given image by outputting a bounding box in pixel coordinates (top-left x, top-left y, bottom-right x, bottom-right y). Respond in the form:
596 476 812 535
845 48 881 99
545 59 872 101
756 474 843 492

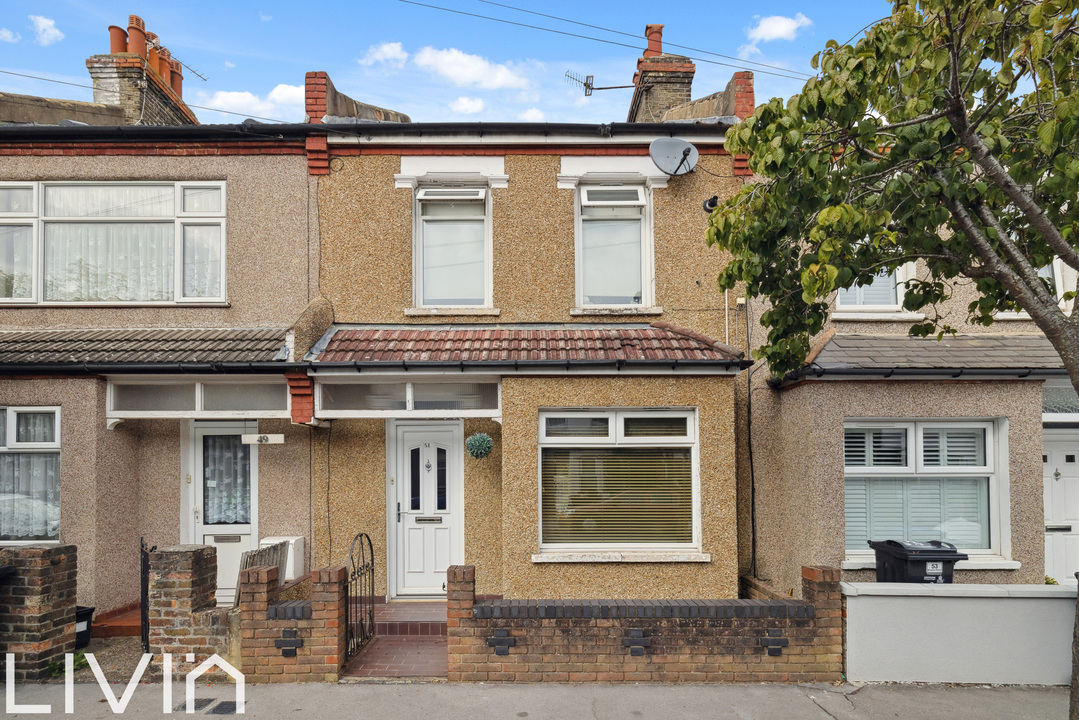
649 137 699 176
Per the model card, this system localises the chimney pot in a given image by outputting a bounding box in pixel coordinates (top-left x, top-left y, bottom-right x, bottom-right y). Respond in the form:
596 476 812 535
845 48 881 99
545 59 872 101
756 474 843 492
170 59 183 98
126 20 147 60
108 25 127 54
644 24 664 58
146 31 159 47
129 15 145 31
158 47 172 85
148 43 160 73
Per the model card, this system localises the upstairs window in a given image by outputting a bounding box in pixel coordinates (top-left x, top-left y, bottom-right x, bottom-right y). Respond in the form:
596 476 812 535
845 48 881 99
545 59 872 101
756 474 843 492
414 187 490 308
0 182 226 304
576 185 653 308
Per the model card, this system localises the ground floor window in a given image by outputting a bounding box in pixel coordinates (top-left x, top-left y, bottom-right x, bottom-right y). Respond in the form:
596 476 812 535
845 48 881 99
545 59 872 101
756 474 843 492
844 421 995 552
538 409 697 549
0 407 60 542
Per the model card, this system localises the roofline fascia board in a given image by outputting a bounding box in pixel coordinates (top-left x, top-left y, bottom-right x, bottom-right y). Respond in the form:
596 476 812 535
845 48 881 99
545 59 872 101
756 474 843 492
0 120 729 144
769 365 1066 388
0 362 309 375
0 358 753 376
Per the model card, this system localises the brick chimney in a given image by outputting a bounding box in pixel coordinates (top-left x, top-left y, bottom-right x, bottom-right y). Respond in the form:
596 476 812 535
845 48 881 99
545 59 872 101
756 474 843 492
85 14 198 125
627 24 696 123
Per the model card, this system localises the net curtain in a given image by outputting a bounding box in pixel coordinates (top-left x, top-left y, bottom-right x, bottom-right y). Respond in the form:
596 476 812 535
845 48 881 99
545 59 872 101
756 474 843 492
202 435 251 525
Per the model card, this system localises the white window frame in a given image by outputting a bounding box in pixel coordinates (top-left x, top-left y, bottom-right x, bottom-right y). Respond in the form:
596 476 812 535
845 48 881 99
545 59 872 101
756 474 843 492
843 419 1008 565
106 377 290 421
996 258 1077 319
0 181 227 306
835 261 916 314
412 186 493 310
0 406 61 545
574 183 655 310
316 376 502 419
536 408 700 554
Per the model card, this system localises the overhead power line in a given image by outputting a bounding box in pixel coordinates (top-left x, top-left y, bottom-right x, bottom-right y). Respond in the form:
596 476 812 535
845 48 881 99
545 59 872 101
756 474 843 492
475 0 813 79
0 69 290 123
396 0 811 82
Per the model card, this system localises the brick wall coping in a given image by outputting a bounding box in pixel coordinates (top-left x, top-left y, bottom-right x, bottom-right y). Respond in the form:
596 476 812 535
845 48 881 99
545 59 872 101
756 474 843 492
472 598 814 620
841 582 1077 598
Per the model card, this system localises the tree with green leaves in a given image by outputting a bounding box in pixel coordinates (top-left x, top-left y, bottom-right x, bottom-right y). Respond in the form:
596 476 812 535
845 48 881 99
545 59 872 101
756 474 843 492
707 0 1079 385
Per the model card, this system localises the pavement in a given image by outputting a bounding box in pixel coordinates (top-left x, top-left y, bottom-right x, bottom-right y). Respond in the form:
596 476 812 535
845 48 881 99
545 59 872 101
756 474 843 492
5 681 1068 719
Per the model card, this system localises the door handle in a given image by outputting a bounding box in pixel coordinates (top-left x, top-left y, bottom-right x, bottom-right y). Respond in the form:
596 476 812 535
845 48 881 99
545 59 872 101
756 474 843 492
194 506 200 523
397 502 401 523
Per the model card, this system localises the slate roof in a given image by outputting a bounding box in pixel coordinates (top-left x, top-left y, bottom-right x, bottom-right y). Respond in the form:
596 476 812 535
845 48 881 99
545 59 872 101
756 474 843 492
0 328 290 365
808 333 1063 373
314 324 746 366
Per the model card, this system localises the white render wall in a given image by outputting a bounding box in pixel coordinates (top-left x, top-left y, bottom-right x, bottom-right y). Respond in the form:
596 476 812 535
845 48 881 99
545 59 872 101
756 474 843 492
843 583 1077 684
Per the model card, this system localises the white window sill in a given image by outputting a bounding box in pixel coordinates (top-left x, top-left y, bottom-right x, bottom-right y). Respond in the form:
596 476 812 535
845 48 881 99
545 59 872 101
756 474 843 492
994 312 1033 320
831 311 925 322
404 307 501 316
0 540 60 546
532 551 710 563
570 306 663 316
842 556 1021 571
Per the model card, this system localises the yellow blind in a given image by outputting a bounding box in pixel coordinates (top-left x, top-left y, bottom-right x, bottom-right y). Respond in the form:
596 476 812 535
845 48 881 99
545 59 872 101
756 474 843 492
541 447 692 544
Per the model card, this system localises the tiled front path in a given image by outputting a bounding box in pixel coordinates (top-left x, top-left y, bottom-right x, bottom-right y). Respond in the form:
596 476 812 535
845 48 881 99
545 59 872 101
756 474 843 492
342 602 448 681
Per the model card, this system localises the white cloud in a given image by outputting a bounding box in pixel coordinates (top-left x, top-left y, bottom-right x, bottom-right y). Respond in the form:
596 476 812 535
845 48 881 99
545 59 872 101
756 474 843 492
450 97 485 114
517 108 544 122
259 12 272 21
359 42 409 68
739 13 811 58
197 83 305 122
414 47 528 90
224 61 236 69
29 16 64 46
0 28 21 43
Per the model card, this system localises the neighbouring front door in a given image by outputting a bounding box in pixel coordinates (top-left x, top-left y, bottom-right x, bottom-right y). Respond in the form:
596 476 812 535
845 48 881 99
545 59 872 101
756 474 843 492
393 422 462 597
1044 433 1079 585
193 423 258 604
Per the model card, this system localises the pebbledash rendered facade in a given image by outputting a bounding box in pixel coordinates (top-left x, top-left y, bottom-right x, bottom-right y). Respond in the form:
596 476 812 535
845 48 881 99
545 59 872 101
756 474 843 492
1 15 1072 624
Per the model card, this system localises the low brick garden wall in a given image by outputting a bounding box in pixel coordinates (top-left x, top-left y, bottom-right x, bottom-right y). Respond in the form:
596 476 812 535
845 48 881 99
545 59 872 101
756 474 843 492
146 546 348 683
0 544 77 681
447 565 843 683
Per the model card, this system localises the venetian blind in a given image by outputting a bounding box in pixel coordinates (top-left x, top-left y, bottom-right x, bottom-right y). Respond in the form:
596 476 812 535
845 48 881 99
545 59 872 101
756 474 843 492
540 447 692 544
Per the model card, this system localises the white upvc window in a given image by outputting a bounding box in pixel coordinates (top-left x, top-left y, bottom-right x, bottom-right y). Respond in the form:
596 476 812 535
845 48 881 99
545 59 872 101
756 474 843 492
0 406 61 543
537 409 699 552
316 377 501 419
106 378 290 421
0 181 226 305
844 420 1004 560
413 187 491 308
575 185 654 308
836 262 916 313
997 258 1077 319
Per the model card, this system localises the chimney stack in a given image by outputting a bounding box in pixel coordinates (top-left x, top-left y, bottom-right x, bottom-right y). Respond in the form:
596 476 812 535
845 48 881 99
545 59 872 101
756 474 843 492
86 13 197 125
627 23 696 122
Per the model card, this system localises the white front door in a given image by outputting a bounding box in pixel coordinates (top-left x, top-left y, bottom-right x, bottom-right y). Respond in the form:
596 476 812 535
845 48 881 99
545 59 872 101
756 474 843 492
1044 433 1079 585
192 423 259 604
392 422 463 597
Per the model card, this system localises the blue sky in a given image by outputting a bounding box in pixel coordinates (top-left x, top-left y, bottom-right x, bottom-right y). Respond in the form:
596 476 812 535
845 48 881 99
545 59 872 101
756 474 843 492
0 1 892 124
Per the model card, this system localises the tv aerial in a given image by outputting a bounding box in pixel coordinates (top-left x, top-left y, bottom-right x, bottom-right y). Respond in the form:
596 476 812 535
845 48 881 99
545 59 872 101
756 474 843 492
649 137 699 176
565 71 636 97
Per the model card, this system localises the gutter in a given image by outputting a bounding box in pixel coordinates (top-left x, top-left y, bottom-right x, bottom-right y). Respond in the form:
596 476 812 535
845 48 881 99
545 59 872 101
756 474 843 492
0 119 731 143
0 357 754 376
769 364 1066 388
0 361 309 376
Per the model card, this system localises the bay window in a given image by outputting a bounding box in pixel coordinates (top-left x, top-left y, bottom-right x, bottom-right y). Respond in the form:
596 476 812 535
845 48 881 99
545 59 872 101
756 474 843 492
0 181 225 304
844 421 998 555
538 410 698 551
0 407 60 542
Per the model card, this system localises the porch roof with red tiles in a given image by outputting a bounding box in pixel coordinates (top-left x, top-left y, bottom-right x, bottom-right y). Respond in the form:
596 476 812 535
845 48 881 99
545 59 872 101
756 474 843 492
313 323 749 368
